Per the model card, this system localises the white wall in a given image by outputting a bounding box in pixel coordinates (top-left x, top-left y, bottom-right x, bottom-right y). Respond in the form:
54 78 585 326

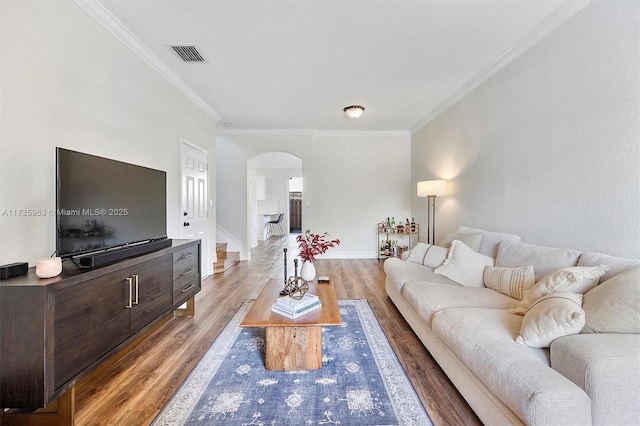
216 132 411 259
312 133 411 258
0 0 217 265
411 0 640 258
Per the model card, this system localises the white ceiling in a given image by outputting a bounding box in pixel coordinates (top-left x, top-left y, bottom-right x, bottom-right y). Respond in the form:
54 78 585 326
90 0 585 132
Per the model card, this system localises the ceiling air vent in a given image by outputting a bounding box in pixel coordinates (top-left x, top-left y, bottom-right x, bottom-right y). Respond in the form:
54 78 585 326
169 45 206 62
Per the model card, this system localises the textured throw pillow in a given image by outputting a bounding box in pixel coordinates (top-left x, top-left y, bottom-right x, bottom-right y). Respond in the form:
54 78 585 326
434 240 495 287
483 265 536 300
439 232 483 252
405 243 449 268
582 266 640 334
515 293 585 348
511 265 609 315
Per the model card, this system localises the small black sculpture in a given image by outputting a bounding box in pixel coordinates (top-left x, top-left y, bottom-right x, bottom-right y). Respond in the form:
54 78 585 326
280 248 288 295
279 256 308 299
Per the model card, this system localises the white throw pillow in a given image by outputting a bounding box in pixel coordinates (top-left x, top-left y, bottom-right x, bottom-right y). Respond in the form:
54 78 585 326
439 232 482 252
483 265 536 300
434 240 495 287
582 266 640 334
516 293 585 348
405 242 449 268
511 265 609 315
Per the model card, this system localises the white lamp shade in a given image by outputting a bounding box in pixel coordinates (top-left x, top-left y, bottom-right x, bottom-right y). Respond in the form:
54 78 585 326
417 180 447 197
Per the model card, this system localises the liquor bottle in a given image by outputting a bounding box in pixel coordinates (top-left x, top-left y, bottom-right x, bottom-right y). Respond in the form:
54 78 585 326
387 217 390 228
411 217 416 232
391 217 396 227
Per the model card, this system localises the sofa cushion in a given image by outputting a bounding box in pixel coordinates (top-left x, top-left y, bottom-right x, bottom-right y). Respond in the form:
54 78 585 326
582 265 640 334
438 232 482 252
551 334 640 426
405 242 448 268
512 265 608 315
516 293 585 348
483 265 535 300
434 240 495 287
456 225 521 258
432 308 591 425
578 252 640 283
383 257 457 294
402 281 519 326
496 241 581 281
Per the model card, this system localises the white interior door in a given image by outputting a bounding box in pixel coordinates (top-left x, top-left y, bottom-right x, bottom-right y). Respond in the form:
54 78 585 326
180 141 209 276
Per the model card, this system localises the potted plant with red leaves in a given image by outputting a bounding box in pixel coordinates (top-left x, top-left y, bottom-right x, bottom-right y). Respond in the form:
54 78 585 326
296 229 340 280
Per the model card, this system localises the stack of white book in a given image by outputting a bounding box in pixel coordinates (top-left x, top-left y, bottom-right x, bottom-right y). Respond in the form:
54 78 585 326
271 293 322 319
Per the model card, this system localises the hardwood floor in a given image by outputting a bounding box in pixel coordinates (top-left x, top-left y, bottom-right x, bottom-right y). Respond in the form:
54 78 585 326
75 236 481 425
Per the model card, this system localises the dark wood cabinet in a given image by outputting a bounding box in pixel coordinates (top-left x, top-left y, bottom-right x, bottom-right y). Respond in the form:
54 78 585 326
0 240 200 409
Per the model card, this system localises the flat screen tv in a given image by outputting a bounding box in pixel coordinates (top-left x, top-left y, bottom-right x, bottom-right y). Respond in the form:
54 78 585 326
56 148 168 259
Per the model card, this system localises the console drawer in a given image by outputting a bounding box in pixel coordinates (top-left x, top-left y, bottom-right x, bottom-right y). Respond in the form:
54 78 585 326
173 247 200 306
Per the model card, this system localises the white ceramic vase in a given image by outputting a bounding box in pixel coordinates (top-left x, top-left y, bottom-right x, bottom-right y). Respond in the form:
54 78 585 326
300 260 316 281
36 257 62 278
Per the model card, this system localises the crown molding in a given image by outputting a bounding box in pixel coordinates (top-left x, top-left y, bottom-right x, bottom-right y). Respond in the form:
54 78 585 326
314 130 410 137
74 0 222 122
409 0 593 135
216 129 409 137
216 129 316 136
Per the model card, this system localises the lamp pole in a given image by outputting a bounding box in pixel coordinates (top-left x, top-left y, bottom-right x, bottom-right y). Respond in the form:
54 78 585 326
427 195 436 245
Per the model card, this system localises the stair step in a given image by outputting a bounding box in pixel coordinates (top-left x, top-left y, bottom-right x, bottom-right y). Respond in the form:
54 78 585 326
213 251 239 274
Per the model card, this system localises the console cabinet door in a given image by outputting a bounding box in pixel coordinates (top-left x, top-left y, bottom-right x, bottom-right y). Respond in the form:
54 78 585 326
53 268 131 390
129 254 173 334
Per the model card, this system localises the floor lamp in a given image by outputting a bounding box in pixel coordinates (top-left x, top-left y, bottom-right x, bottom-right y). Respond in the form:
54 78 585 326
417 180 447 245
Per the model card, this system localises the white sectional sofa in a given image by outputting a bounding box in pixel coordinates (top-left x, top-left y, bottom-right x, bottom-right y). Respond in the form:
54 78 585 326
384 226 640 425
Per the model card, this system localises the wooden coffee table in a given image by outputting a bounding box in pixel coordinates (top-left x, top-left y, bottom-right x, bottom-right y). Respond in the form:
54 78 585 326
240 277 342 371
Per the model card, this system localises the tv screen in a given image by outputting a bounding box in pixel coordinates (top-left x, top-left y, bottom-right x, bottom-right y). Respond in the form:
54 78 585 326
56 148 167 258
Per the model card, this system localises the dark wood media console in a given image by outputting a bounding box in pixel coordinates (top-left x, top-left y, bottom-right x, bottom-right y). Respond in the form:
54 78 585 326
0 239 201 417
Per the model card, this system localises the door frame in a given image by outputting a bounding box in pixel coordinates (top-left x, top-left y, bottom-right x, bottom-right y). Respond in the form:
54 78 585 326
180 138 211 277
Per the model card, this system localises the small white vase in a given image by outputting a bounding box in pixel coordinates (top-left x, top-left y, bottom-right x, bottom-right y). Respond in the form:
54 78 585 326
300 260 316 281
36 257 62 278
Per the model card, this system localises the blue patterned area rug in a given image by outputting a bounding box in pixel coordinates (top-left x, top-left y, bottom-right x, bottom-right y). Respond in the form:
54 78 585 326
152 299 432 425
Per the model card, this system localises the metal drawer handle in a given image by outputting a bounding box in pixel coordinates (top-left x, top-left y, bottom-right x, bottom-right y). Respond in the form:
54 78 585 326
133 274 139 305
180 252 194 260
181 284 195 293
181 269 194 277
126 277 133 309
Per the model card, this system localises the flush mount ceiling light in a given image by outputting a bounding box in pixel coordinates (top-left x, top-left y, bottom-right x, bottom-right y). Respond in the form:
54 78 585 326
343 105 365 119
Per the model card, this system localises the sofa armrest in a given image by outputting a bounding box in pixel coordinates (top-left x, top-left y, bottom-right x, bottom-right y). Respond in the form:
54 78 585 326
551 334 640 425
401 250 411 261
